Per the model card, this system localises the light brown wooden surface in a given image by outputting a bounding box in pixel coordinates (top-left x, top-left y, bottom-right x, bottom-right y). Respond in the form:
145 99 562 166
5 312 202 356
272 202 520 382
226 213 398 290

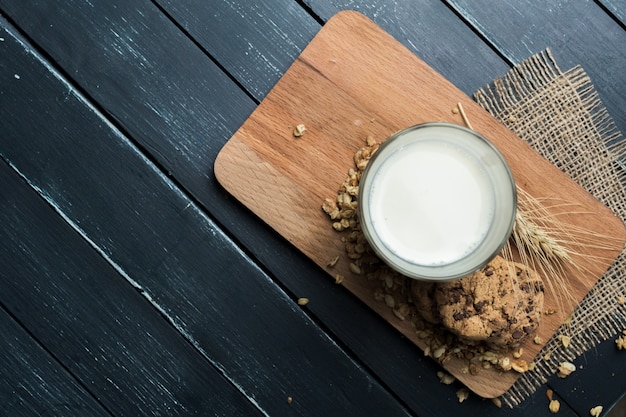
214 10 626 398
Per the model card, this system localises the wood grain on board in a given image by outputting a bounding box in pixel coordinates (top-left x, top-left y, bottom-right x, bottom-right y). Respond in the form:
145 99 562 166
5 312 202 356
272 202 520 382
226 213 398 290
216 10 626 398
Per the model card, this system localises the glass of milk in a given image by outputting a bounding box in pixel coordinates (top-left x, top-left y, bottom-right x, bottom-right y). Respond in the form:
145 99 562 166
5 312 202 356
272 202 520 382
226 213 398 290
358 123 516 281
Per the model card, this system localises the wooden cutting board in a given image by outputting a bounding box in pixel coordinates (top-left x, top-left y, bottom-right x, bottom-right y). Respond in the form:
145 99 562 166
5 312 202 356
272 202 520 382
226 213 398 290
214 10 626 398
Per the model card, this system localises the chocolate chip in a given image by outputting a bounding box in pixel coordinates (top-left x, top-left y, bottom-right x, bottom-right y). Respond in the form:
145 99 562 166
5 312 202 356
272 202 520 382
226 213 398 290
512 331 523 339
453 311 467 321
449 290 461 303
474 300 487 312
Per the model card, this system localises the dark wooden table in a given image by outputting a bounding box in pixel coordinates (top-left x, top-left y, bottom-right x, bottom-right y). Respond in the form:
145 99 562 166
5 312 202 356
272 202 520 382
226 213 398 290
1 1 624 416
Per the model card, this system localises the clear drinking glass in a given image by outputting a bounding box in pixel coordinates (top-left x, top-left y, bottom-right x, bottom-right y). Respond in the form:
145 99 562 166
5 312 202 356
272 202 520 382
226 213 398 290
358 122 517 281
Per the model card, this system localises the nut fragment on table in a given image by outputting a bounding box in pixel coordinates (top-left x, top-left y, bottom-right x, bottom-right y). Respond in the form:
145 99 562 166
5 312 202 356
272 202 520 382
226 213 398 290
556 361 576 378
590 405 603 416
297 297 309 306
456 388 469 403
549 399 560 413
558 334 571 349
436 371 455 385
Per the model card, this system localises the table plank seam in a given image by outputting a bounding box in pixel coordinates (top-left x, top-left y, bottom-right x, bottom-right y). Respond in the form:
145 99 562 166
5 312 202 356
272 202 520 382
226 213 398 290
149 0 262 105
593 0 626 30
0 286 116 416
441 0 516 67
294 0 326 26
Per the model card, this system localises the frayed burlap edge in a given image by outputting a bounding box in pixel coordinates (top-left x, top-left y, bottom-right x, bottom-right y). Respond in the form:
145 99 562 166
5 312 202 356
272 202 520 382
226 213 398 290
475 49 626 407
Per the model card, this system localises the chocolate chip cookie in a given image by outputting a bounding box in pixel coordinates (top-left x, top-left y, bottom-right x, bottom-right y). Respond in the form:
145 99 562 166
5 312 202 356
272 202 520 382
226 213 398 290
411 255 544 347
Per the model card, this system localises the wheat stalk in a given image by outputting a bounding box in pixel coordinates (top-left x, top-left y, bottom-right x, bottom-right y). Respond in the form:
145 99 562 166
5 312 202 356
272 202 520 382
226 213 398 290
513 209 572 265
506 186 625 314
509 186 580 313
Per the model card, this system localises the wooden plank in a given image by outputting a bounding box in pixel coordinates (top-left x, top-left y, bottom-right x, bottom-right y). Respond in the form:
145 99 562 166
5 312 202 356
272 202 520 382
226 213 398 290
445 0 626 137
215 10 626 398
155 0 320 100
301 0 511 94
0 160 263 416
0 306 110 417
0 16 413 417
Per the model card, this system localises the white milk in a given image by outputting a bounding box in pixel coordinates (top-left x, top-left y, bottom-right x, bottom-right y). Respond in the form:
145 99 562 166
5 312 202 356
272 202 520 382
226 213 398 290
368 140 495 266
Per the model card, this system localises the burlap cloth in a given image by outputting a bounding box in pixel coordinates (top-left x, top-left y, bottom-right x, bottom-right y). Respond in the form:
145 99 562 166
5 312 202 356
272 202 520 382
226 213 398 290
474 49 626 407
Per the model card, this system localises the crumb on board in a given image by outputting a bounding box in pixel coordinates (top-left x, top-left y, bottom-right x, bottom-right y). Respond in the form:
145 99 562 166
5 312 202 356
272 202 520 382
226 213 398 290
297 297 309 306
327 255 340 268
293 124 306 137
